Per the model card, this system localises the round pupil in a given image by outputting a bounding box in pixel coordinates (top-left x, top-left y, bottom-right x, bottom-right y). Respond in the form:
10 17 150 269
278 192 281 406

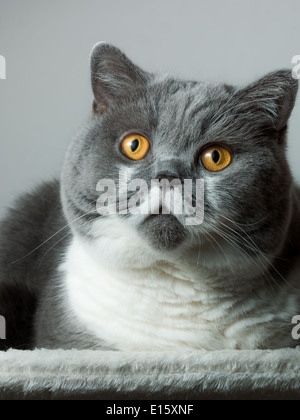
212 150 220 164
130 139 140 152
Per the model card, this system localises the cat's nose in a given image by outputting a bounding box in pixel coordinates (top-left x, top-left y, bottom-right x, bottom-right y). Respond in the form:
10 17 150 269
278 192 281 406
155 159 184 182
156 171 179 182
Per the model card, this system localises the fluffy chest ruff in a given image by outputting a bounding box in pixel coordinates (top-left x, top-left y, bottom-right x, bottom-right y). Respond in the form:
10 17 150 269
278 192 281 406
61 236 298 351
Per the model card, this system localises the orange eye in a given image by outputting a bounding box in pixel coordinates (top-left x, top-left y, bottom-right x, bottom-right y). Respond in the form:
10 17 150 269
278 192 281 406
121 134 150 161
200 146 232 172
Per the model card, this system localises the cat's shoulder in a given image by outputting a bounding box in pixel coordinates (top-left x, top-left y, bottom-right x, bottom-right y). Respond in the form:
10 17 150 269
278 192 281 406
0 179 64 350
1 179 62 232
0 179 66 271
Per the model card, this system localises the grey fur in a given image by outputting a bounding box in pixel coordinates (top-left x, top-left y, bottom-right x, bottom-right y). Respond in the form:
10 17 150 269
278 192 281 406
0 44 299 350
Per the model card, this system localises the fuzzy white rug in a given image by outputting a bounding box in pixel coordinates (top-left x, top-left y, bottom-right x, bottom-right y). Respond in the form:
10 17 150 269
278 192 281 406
0 348 300 400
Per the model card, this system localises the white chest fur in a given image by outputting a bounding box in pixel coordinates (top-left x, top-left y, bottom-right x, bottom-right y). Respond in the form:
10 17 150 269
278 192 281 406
61 233 298 351
62 237 209 350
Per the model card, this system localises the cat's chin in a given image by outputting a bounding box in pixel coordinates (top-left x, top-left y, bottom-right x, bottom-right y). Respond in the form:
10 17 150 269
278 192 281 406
138 214 187 251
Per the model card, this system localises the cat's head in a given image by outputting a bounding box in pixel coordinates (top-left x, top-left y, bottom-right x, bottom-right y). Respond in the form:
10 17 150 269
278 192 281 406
61 43 298 271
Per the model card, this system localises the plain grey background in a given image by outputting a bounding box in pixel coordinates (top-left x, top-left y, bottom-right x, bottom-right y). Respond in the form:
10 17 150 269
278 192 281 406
0 0 300 219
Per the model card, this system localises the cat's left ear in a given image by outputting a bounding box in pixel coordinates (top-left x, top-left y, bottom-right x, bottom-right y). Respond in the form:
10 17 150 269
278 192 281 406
90 43 150 114
237 70 298 132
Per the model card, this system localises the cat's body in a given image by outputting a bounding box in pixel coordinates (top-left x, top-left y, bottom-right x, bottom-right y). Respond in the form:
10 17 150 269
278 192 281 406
1 43 300 351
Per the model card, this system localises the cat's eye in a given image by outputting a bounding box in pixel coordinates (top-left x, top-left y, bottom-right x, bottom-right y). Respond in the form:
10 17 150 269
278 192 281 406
121 134 150 161
200 145 232 172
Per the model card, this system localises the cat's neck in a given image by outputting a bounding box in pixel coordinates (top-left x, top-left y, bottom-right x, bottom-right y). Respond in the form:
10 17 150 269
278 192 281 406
71 230 266 295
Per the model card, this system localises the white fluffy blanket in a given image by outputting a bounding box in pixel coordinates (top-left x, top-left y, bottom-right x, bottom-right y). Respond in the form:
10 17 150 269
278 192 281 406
0 349 300 400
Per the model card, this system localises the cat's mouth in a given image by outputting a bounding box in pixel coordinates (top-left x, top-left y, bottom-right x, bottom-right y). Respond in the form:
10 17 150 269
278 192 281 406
147 205 179 217
139 212 187 251
145 212 178 222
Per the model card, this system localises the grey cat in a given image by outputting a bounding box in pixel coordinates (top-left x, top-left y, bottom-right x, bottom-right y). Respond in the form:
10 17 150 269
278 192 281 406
0 43 300 351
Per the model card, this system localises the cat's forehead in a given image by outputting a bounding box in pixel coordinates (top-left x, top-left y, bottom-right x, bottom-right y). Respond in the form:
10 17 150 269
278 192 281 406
151 75 210 101
149 76 233 150
151 75 233 104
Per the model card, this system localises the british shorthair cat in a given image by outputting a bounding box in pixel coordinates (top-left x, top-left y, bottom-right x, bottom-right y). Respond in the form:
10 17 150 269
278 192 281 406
0 43 300 351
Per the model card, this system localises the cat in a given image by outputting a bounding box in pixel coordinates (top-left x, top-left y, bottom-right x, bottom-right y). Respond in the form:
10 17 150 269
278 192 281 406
0 42 300 351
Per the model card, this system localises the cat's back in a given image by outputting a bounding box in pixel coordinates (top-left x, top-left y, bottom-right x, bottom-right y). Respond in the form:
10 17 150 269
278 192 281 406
0 179 68 349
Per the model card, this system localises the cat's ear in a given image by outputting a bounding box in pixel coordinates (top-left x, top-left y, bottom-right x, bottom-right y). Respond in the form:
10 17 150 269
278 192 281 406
90 43 150 114
237 70 298 132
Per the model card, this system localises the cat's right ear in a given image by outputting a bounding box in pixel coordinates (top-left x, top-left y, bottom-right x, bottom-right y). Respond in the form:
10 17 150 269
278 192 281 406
90 43 150 115
235 70 298 132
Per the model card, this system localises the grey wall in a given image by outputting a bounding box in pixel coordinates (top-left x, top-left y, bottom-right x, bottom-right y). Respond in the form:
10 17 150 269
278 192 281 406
0 0 300 218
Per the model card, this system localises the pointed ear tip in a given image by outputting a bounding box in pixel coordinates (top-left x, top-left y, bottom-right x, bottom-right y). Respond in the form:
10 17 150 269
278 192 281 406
261 69 298 96
282 69 299 94
273 69 298 85
90 42 119 63
91 41 108 51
